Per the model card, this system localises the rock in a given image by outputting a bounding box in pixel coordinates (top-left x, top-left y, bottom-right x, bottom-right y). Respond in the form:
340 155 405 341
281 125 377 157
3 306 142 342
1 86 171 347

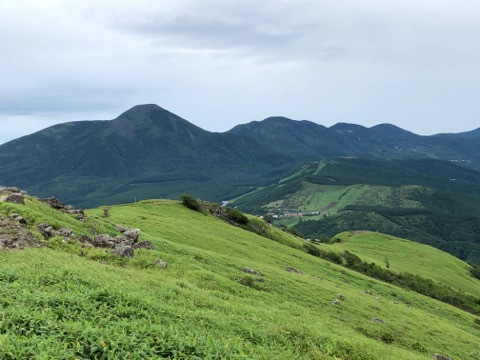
57 228 73 237
4 187 21 193
371 317 385 324
64 205 75 211
243 267 262 276
40 197 65 210
75 210 86 221
332 299 340 305
284 266 303 274
123 229 141 243
133 241 154 250
9 213 26 225
154 259 168 268
93 234 114 248
6 193 24 205
0 215 38 249
37 223 53 239
338 293 346 300
112 246 134 258
433 354 453 360
79 234 93 243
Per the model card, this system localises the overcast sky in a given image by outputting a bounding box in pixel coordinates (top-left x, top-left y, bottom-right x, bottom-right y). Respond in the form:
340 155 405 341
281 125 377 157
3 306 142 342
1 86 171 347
1 0 479 144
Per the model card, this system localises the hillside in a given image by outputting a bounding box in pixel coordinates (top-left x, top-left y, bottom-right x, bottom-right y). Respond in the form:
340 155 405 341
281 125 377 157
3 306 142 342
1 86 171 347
327 231 480 298
1 189 480 359
2 104 480 209
231 158 480 264
0 105 292 208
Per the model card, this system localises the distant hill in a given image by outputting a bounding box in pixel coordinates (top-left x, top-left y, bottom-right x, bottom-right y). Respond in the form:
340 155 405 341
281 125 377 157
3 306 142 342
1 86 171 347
2 104 480 208
328 231 480 297
231 158 480 264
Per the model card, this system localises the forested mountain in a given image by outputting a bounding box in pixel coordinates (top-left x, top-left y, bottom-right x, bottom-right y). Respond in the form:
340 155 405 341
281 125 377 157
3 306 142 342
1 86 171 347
1 104 480 208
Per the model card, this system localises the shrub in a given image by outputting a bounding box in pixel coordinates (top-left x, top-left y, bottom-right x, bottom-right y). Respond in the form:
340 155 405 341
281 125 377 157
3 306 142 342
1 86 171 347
225 207 249 225
180 193 201 211
470 266 480 280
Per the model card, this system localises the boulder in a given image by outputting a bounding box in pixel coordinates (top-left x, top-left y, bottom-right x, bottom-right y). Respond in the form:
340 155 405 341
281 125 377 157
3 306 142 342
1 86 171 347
338 293 346 300
332 299 340 305
40 197 65 210
112 246 134 258
37 223 53 239
57 228 74 237
9 213 27 225
243 267 262 276
123 229 141 243
6 193 24 205
93 234 114 248
79 234 93 243
133 241 154 250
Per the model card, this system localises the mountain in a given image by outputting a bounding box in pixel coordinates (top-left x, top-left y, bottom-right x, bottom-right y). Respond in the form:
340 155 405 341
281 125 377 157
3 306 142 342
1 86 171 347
229 117 480 167
0 105 291 208
231 158 480 264
2 104 480 208
1 188 479 359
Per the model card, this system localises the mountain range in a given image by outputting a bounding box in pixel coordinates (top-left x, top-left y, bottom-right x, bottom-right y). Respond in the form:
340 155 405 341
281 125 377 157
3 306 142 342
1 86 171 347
1 104 480 208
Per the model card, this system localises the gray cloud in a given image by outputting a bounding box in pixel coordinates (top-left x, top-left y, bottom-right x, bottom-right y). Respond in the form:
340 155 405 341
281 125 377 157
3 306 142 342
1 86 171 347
1 0 479 144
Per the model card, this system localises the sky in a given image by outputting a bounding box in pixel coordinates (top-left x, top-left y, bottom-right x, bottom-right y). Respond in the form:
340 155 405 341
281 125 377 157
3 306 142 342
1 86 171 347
1 0 480 144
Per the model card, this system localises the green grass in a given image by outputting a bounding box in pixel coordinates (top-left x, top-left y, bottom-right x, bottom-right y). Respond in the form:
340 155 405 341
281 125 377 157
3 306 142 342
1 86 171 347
329 231 480 298
0 197 479 358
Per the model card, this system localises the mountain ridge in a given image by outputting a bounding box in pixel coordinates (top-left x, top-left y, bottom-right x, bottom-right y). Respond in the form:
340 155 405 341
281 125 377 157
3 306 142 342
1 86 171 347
2 104 480 208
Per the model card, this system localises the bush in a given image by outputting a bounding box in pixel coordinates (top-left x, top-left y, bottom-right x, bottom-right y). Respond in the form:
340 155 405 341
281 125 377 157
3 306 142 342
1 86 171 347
180 194 201 211
470 266 480 280
225 207 249 225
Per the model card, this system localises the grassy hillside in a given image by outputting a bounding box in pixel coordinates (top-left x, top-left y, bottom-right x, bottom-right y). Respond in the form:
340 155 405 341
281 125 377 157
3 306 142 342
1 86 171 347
327 231 480 298
233 159 480 264
0 195 479 359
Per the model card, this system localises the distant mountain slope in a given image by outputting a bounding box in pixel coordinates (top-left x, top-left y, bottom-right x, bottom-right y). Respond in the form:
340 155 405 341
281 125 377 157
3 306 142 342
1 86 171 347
0 105 291 207
231 158 480 264
2 104 480 208
229 117 480 168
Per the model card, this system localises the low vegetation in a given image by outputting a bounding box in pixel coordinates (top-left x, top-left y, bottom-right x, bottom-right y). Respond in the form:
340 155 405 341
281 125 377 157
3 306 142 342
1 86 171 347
0 195 479 359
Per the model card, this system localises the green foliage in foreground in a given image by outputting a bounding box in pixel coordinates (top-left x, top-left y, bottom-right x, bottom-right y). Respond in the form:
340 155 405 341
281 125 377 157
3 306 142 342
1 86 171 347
1 198 480 359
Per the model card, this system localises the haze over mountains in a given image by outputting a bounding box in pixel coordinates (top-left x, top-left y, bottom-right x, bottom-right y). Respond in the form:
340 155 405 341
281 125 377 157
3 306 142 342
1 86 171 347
1 104 480 209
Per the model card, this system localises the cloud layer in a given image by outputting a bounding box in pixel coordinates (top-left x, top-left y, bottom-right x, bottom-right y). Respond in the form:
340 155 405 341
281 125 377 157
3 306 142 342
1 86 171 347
1 0 479 144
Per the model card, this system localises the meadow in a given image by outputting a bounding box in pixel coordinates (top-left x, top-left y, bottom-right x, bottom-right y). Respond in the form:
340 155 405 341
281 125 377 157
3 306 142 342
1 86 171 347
0 197 479 359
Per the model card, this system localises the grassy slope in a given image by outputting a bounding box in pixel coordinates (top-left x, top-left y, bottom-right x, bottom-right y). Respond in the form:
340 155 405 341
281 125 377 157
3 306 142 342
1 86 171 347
0 198 479 359
329 231 480 298
260 183 423 227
